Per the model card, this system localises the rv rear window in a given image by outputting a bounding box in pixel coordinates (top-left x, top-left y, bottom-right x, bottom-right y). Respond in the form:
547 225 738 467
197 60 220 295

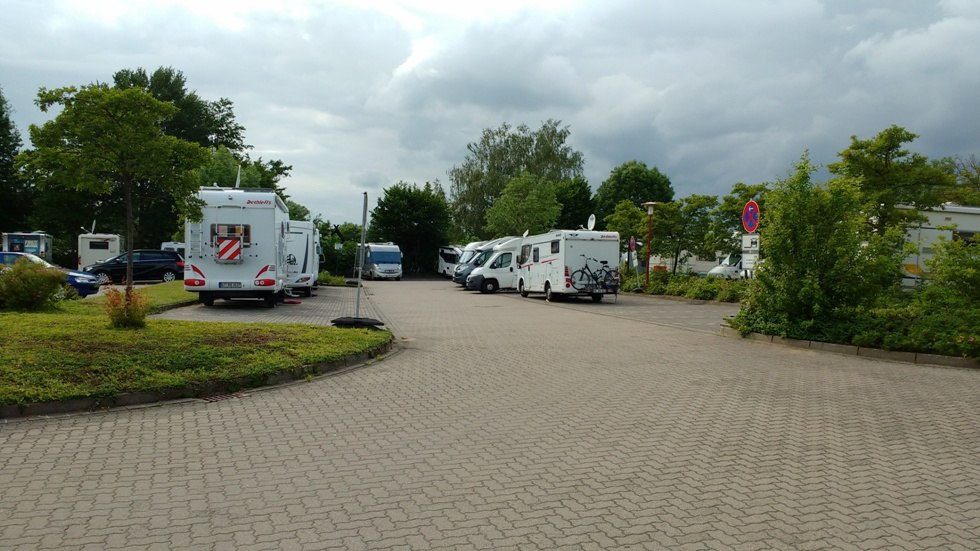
88 241 109 250
211 224 251 247
551 241 560 254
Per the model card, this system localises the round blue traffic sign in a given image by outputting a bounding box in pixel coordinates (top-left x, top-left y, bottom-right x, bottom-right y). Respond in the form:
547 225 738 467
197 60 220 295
742 200 760 233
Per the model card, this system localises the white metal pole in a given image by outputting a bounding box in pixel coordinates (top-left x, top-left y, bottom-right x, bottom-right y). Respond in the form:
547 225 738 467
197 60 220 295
355 192 368 317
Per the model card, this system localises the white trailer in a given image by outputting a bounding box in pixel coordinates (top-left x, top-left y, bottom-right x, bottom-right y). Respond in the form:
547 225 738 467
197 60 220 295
902 203 980 283
183 187 290 307
160 241 186 257
77 233 121 269
285 220 322 297
2 231 54 262
518 230 621 302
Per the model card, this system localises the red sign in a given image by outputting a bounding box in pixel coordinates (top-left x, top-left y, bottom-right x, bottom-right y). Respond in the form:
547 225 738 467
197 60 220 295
629 236 636 251
742 200 760 233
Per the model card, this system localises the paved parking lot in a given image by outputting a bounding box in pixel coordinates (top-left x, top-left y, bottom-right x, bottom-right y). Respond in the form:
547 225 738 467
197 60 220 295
2 280 978 550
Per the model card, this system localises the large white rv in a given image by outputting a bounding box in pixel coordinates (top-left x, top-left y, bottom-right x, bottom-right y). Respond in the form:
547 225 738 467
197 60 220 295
77 233 121 269
285 220 322 297
518 230 621 302
183 187 290 307
902 203 980 283
2 231 54 262
437 245 462 278
360 242 402 280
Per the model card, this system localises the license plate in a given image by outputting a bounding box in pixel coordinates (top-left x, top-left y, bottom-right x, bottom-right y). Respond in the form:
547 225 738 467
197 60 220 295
218 282 242 289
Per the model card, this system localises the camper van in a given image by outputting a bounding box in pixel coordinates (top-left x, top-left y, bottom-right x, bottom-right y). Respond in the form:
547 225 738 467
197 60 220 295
452 237 515 286
517 230 620 302
437 245 462 278
465 237 524 293
78 233 121 269
160 241 186 258
2 231 54 262
285 220 322 296
183 187 290 307
902 203 980 284
706 253 743 279
361 242 402 280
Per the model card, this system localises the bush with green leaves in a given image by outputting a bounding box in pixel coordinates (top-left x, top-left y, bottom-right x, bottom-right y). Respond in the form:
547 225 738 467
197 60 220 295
318 270 348 286
0 258 67 311
733 153 906 337
103 287 150 328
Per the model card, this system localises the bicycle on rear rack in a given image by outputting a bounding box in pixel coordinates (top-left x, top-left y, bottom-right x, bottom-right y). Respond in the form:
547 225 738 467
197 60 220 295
570 255 620 302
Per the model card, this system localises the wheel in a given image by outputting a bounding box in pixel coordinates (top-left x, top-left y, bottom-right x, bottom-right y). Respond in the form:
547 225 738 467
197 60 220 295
545 282 553 302
569 269 588 291
264 294 278 308
304 287 313 297
480 279 498 294
519 280 529 298
591 293 604 303
161 270 177 282
603 269 620 288
200 296 214 306
93 271 112 285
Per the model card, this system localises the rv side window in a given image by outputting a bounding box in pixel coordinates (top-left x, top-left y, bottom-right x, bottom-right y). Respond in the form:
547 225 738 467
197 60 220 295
88 241 109 250
519 244 531 265
551 241 560 254
532 247 539 263
211 224 251 247
497 253 512 269
953 230 977 244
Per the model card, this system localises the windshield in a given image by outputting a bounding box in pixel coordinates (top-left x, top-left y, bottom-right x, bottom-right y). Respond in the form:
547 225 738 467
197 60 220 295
369 251 401 264
458 250 477 264
472 250 493 266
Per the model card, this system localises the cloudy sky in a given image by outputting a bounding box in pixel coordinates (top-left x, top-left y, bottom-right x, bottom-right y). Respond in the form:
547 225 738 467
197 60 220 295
2 0 979 226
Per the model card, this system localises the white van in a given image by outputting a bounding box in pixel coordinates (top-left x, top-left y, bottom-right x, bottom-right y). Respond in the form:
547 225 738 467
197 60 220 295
464 237 524 293
437 245 462 278
452 237 515 285
285 221 322 297
160 241 186 258
518 230 621 302
706 253 743 279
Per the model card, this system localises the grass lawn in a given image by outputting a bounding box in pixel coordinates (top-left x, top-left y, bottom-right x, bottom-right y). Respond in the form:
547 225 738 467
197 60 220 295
0 282 392 408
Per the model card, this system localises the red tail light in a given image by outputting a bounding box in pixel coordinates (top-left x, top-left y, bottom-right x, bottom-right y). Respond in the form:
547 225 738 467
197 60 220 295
564 266 572 289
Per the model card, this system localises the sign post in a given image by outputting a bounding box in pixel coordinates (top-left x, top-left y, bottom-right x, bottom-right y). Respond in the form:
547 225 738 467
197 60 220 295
741 201 761 277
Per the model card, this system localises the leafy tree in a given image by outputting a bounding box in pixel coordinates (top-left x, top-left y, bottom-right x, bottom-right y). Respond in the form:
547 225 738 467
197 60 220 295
485 173 561 237
554 175 596 230
285 200 310 222
316 219 361 277
448 119 584 239
709 182 769 254
0 85 30 234
924 233 980 302
19 84 208 298
948 155 980 206
736 153 906 336
368 182 450 274
828 125 955 233
603 200 645 246
594 160 674 226
648 195 718 274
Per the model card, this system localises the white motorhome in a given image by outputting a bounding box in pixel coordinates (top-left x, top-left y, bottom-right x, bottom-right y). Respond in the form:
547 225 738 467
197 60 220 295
361 242 402 280
464 237 524 293
78 233 121 269
518 230 621 302
183 187 290 307
706 253 743 279
160 241 186 258
437 245 462 278
902 203 980 283
285 220 322 297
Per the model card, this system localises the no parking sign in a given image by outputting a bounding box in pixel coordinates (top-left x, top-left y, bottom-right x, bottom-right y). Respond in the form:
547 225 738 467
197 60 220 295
742 200 760 233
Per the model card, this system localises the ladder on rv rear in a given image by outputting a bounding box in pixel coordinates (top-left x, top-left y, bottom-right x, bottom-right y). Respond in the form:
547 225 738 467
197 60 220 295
187 222 205 258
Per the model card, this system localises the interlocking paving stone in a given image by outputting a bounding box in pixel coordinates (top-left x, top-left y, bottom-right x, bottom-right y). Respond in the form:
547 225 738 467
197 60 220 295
1 280 978 549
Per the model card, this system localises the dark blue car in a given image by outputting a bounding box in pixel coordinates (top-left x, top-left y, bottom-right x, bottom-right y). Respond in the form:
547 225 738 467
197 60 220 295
0 251 101 298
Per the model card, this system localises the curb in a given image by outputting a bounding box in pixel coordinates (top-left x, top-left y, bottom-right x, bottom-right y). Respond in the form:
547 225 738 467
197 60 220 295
718 325 980 369
0 337 394 421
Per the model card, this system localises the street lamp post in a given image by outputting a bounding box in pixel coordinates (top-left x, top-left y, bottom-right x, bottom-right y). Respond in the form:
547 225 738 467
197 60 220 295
642 201 659 288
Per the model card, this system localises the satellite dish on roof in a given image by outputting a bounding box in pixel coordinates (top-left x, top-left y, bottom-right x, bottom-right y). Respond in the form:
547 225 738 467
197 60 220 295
587 214 596 230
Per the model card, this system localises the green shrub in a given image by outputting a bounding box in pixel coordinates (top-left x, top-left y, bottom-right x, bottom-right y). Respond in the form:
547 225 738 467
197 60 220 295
683 276 719 300
317 270 347 286
103 287 150 328
0 259 67 311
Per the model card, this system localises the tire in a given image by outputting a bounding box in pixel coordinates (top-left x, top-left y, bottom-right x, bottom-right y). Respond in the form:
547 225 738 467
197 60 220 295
545 282 553 302
591 293 604 303
480 279 498 294
94 271 111 285
264 294 278 308
200 295 214 306
569 269 588 291
304 287 313 297
519 280 529 298
161 270 177 282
